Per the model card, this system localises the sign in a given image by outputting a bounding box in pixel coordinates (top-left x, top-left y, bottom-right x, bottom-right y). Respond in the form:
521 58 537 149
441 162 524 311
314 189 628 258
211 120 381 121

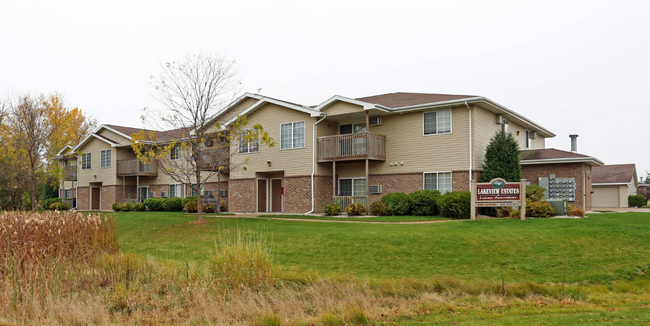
470 178 527 221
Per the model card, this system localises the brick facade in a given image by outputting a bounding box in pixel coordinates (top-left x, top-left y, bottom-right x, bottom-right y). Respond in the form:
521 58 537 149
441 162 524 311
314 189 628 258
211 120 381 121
521 163 593 211
229 179 256 213
77 187 89 210
283 176 312 213
101 185 117 210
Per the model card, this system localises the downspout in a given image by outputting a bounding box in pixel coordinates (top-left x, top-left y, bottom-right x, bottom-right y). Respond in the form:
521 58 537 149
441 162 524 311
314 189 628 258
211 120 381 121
465 101 473 191
305 113 328 215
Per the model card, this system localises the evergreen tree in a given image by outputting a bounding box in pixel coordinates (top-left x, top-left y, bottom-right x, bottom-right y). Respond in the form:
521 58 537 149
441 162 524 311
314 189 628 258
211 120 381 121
480 130 521 182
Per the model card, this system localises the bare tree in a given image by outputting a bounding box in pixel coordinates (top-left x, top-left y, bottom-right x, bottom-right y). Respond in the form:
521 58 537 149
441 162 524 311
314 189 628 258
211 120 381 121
133 53 272 222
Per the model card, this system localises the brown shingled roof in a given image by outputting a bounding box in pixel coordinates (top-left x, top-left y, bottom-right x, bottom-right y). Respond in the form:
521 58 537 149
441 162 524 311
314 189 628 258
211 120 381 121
355 92 477 108
520 148 590 161
104 124 189 142
592 164 636 184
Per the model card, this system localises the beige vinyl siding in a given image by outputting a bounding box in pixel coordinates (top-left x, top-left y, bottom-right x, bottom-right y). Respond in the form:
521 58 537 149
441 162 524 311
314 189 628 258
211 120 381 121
115 147 137 160
369 107 470 174
507 121 545 150
230 103 316 179
205 97 259 134
97 129 133 146
77 138 117 186
321 101 364 116
628 179 637 196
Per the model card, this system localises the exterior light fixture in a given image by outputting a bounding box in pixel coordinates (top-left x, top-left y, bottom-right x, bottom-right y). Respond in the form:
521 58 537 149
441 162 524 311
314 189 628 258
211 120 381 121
267 161 271 167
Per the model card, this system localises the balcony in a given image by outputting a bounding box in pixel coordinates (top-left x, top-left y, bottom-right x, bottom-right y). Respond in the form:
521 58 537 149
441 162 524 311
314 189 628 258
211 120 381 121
317 133 386 162
196 149 230 172
63 165 77 181
116 159 158 177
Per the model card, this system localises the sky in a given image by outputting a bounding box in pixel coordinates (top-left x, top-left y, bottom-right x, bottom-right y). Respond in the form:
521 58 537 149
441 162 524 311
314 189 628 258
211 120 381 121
1 0 649 179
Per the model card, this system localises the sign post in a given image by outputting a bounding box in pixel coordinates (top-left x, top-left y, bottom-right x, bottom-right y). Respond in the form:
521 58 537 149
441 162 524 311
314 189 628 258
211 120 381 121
471 178 527 221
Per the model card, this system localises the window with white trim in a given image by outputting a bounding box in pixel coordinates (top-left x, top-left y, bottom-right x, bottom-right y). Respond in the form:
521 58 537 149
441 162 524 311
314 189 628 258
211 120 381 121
137 187 149 203
280 121 305 149
338 178 366 197
423 110 451 135
64 189 72 199
169 184 182 198
100 149 112 168
81 153 91 170
170 144 181 160
424 172 452 194
525 130 531 149
238 129 260 154
191 183 205 197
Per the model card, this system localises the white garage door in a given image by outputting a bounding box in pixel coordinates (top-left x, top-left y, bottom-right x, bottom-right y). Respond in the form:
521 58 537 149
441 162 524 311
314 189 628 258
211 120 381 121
592 187 619 207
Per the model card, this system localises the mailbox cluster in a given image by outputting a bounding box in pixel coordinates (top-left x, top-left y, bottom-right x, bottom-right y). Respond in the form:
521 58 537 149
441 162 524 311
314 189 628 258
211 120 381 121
547 176 576 201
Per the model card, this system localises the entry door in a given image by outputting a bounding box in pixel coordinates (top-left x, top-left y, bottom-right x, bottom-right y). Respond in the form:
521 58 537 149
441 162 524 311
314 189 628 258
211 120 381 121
257 179 268 212
271 179 282 212
91 187 101 210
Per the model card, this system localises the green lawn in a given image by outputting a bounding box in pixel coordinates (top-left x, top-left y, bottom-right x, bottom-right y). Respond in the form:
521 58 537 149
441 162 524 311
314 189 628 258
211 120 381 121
257 214 450 222
117 211 650 285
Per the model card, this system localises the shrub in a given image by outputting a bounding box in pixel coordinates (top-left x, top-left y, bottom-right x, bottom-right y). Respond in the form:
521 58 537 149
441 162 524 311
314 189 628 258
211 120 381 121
182 196 197 207
44 198 62 210
323 202 342 216
204 204 216 213
112 202 122 211
526 184 546 202
568 207 585 217
511 208 521 219
50 202 70 210
408 190 441 216
497 206 513 218
122 202 133 212
369 200 389 216
162 197 184 211
185 201 198 213
143 198 164 211
132 203 145 211
439 191 471 219
527 201 556 218
628 195 646 208
345 203 366 216
381 192 411 215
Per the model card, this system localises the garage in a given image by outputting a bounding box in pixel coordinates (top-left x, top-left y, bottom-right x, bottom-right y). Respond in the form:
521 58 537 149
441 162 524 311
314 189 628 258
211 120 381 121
592 186 619 208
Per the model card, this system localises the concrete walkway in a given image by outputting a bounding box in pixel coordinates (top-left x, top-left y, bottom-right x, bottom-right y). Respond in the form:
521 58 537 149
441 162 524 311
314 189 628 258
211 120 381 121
587 207 650 213
212 213 455 224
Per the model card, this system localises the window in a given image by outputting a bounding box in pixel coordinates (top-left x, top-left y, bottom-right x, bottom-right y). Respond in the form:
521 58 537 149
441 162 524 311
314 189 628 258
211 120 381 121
170 144 181 160
169 184 182 198
64 159 72 167
339 123 366 134
280 121 305 149
238 129 260 154
138 187 149 203
424 172 452 194
100 149 112 168
64 189 72 199
191 183 205 197
525 130 531 149
423 110 451 135
338 178 366 197
81 153 91 170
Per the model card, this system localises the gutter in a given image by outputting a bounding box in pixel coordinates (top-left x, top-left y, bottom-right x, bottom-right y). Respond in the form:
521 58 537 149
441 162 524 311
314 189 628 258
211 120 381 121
520 157 605 166
305 113 328 215
465 101 473 191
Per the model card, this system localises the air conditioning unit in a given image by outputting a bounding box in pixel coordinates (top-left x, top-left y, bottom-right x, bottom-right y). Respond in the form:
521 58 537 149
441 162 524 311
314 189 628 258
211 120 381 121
369 185 382 194
160 191 168 198
496 114 505 125
203 190 213 197
369 116 381 126
219 189 228 197
148 191 156 198
531 131 537 139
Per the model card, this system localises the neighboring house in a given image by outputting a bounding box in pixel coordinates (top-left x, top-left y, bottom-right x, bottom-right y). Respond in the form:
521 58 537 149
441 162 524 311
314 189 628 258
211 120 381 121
57 91 606 213
591 164 639 208
637 179 648 198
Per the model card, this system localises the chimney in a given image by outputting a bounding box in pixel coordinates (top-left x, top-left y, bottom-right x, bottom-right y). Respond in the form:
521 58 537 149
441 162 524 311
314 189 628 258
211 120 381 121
569 134 578 152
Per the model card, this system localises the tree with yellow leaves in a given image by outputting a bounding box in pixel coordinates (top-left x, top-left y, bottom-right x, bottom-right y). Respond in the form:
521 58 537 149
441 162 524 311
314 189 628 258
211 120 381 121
132 53 273 222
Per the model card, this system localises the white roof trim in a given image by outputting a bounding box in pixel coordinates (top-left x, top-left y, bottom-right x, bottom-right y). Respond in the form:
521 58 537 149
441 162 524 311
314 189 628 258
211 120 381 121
592 183 632 186
520 157 604 166
72 133 120 152
56 145 74 156
221 96 322 128
315 95 377 111
100 125 134 140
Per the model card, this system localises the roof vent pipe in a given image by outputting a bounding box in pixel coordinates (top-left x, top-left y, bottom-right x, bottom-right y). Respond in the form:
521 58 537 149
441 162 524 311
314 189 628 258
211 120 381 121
569 134 579 152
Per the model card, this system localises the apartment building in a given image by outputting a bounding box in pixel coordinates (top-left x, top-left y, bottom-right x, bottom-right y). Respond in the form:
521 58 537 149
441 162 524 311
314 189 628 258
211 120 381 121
57 92 603 213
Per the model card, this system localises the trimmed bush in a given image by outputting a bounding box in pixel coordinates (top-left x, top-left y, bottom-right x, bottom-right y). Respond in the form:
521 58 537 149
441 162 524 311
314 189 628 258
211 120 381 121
526 184 546 202
143 198 164 211
122 202 133 212
369 200 389 216
182 196 197 207
112 202 122 211
50 202 70 210
345 203 366 216
132 203 145 211
44 198 62 210
628 195 646 208
185 201 198 213
204 204 216 213
323 203 342 216
527 201 556 218
381 192 411 215
162 197 184 211
439 191 471 219
408 190 441 216
567 207 585 217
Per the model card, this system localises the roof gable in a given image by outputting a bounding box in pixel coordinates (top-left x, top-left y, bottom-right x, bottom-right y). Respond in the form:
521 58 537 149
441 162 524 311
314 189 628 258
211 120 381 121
356 92 477 108
520 148 604 166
